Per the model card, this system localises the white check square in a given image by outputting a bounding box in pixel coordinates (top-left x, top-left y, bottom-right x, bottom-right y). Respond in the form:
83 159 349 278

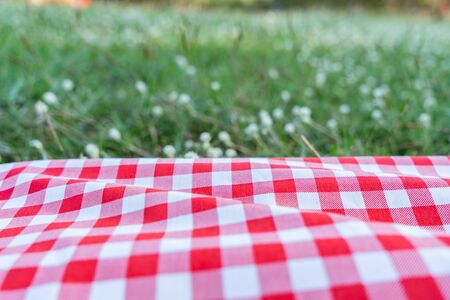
76 204 102 222
100 241 134 259
291 168 315 179
44 185 67 204
90 279 125 300
159 237 192 253
251 168 273 183
223 265 260 299
419 248 450 276
335 221 372 237
396 165 420 176
219 233 252 248
133 177 154 188
167 191 188 203
359 164 382 174
29 214 57 226
64 159 86 168
9 232 40 247
288 258 329 291
28 160 51 168
212 171 232 186
278 227 312 243
341 191 366 209
121 194 146 215
113 224 142 236
172 174 193 190
156 273 191 300
15 173 36 186
253 193 276 206
353 252 398 283
2 195 28 209
41 246 77 267
217 204 246 226
25 283 60 300
100 159 122 167
166 214 193 232
297 192 321 210
84 182 106 194
60 227 91 238
429 187 450 205
384 189 411 208
0 254 20 270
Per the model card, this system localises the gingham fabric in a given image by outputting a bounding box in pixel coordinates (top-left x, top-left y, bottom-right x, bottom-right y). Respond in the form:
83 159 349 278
0 157 449 300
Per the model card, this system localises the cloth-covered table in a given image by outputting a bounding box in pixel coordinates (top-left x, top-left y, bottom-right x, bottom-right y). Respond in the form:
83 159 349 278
0 157 449 299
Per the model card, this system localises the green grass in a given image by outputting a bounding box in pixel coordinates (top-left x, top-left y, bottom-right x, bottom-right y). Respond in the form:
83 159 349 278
0 2 449 162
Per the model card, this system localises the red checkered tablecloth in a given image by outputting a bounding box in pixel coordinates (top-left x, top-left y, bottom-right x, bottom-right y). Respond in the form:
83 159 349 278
0 157 449 299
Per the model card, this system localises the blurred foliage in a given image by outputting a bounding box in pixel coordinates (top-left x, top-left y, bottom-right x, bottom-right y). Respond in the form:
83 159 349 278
110 0 446 9
1 2 449 163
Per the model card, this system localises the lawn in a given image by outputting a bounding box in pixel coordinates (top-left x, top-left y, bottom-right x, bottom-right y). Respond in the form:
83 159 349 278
0 2 449 162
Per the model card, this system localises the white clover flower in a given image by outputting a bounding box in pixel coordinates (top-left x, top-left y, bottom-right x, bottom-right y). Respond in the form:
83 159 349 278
424 96 436 109
291 105 301 116
315 72 327 86
35 101 48 116
43 92 58 105
85 143 100 158
29 139 44 151
186 65 196 76
210 81 221 91
199 132 212 143
108 128 122 141
359 84 371 96
62 79 74 91
268 68 279 80
225 148 237 158
184 151 199 159
218 131 232 146
373 97 385 107
207 147 223 158
184 140 194 149
284 123 296 134
373 85 389 98
152 105 163 117
168 91 178 102
163 145 176 158
259 110 273 128
260 128 269 136
292 106 312 123
280 90 291 102
245 123 259 137
175 55 188 68
419 113 431 128
326 119 338 130
178 93 191 105
272 107 284 120
202 141 211 150
135 80 148 95
339 104 350 114
371 109 382 120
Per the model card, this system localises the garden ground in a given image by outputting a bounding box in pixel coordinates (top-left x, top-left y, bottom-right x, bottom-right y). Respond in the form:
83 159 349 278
0 1 449 162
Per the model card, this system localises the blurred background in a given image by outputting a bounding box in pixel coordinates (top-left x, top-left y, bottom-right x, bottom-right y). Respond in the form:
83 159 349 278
0 0 449 162
28 0 450 14
45 0 449 11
